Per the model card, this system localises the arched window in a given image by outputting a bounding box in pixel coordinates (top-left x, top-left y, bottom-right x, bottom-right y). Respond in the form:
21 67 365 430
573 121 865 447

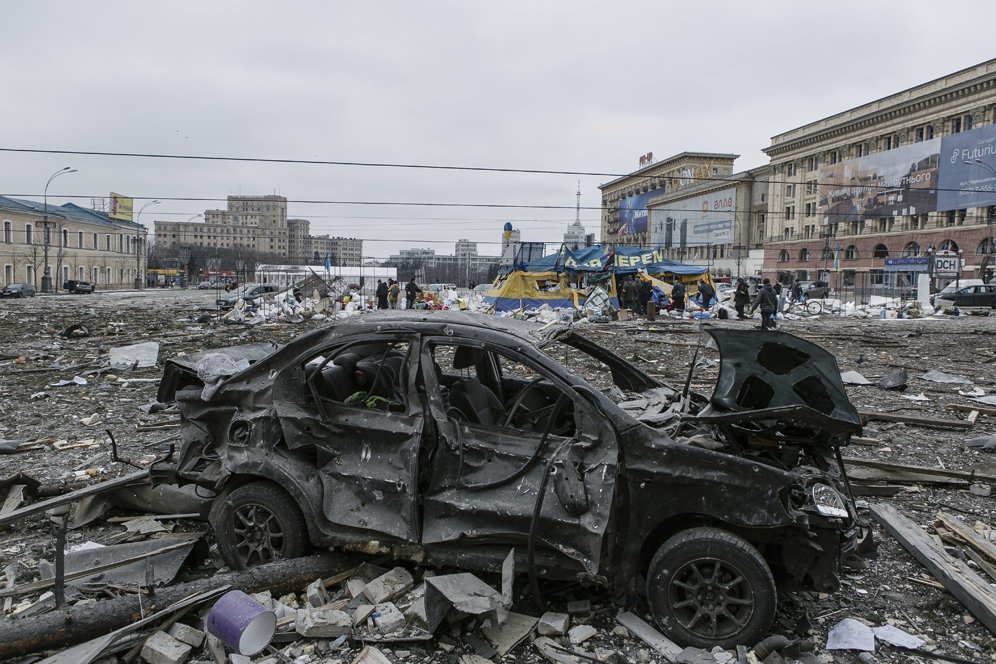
939 239 959 252
62 228 68 247
821 247 834 261
844 245 859 260
872 244 889 258
977 238 995 255
799 248 811 261
902 242 920 257
778 250 790 263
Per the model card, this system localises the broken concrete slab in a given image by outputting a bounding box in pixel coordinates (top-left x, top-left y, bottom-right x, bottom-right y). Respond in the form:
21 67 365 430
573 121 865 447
481 611 538 656
616 611 683 661
372 602 406 634
362 566 414 604
306 578 329 608
568 624 598 646
538 611 570 636
423 572 506 633
140 630 192 664
353 604 376 625
295 606 352 638
840 370 872 385
166 623 205 649
350 645 392 664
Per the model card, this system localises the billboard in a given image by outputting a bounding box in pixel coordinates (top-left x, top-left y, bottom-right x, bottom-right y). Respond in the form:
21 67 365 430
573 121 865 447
109 193 133 222
615 189 662 238
818 140 939 224
648 187 736 248
937 123 996 211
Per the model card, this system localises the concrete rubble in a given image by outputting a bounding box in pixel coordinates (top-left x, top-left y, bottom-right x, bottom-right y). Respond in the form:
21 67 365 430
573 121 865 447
0 290 994 663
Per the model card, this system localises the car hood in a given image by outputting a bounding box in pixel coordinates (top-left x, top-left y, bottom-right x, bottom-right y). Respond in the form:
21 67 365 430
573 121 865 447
689 327 861 447
157 342 280 402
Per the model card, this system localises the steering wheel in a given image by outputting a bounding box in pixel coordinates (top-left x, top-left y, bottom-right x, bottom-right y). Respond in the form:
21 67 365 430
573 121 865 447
502 376 552 429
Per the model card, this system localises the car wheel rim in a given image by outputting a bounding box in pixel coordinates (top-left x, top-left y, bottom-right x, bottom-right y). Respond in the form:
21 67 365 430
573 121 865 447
667 557 755 641
232 503 286 566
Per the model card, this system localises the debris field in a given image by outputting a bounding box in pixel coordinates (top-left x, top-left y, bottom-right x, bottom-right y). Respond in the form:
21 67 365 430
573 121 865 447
0 289 994 664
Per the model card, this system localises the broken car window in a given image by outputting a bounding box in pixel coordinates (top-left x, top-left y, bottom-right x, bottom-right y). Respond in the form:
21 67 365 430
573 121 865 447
304 341 410 412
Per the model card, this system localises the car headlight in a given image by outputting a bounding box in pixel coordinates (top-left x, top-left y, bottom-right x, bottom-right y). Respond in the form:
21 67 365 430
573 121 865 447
810 484 848 518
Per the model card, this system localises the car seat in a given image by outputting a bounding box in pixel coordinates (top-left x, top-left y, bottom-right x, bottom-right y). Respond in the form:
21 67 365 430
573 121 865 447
449 379 505 425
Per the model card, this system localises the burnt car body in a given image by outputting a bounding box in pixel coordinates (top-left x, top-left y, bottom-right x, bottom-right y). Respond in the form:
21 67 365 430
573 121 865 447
153 312 865 648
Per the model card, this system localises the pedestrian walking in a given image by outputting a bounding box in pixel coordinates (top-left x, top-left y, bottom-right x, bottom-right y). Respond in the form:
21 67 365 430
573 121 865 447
388 279 400 309
734 278 750 319
405 276 422 310
749 278 778 330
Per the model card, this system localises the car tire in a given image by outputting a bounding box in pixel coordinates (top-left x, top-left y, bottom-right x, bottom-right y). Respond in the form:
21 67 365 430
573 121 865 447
209 480 309 570
646 527 776 649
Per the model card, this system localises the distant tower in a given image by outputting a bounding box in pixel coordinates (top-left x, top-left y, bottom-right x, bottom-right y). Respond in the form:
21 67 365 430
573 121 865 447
564 182 587 250
501 222 520 268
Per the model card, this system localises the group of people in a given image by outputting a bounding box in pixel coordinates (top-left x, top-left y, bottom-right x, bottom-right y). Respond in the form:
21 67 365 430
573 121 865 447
375 277 423 310
619 276 719 315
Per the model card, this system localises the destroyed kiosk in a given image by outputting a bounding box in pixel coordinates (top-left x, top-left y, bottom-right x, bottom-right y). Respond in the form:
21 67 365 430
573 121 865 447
153 311 868 649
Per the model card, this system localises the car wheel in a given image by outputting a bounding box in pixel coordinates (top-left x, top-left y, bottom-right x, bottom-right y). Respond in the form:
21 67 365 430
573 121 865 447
209 480 309 570
646 527 776 649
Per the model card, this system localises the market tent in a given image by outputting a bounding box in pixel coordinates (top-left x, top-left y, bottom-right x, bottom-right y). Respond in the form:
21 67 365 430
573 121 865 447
482 271 576 312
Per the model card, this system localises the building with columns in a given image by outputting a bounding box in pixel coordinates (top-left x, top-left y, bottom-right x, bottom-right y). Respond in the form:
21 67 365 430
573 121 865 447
762 59 996 291
1 195 148 290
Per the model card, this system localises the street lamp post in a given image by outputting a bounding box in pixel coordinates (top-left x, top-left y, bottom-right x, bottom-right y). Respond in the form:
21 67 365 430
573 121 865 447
135 200 161 289
41 167 77 293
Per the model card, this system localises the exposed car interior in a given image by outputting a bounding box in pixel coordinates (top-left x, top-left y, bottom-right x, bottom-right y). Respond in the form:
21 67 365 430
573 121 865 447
304 341 409 412
429 343 576 436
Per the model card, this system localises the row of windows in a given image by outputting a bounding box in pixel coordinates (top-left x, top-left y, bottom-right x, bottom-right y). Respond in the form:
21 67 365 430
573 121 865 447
782 110 981 179
777 238 994 263
3 264 136 286
2 221 142 252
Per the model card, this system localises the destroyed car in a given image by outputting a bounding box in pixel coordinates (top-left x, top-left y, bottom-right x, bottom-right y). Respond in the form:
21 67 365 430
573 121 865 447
153 312 866 648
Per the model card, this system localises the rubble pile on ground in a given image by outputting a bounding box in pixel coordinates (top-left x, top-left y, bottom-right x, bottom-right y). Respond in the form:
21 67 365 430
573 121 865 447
1 290 994 663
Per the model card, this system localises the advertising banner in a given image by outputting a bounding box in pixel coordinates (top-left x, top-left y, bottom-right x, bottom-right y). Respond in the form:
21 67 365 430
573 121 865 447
937 124 996 211
818 140 939 223
616 189 662 238
648 187 736 248
109 193 134 222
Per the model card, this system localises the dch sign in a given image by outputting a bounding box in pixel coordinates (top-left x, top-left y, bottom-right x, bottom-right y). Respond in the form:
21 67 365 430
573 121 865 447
933 250 960 277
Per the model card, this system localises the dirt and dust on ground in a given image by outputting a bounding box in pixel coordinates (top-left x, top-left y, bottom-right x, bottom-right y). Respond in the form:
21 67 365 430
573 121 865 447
0 289 994 664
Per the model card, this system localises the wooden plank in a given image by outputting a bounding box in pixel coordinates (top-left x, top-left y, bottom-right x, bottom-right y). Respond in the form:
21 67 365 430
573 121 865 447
947 403 996 416
857 410 972 431
0 485 27 517
934 512 996 566
870 503 996 633
0 470 149 528
843 458 996 483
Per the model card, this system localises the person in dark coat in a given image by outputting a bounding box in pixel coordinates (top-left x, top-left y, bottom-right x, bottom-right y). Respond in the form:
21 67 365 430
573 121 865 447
697 280 716 307
638 278 652 316
405 277 422 310
749 278 778 330
734 278 750 319
671 278 686 313
375 279 389 309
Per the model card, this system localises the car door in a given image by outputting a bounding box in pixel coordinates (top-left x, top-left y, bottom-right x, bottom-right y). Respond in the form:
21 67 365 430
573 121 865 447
418 337 618 577
272 336 423 542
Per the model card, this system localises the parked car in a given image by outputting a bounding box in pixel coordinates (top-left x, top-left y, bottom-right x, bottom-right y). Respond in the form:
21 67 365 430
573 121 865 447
153 312 867 648
0 283 36 298
933 281 996 309
216 283 281 309
63 280 95 294
795 280 830 299
427 283 458 293
473 283 492 294
197 281 215 290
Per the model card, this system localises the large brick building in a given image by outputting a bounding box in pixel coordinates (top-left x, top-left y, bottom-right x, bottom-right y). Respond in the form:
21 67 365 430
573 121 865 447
762 59 996 290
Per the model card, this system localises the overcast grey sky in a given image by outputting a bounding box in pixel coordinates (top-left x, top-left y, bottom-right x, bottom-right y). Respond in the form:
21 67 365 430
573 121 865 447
2 1 994 259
